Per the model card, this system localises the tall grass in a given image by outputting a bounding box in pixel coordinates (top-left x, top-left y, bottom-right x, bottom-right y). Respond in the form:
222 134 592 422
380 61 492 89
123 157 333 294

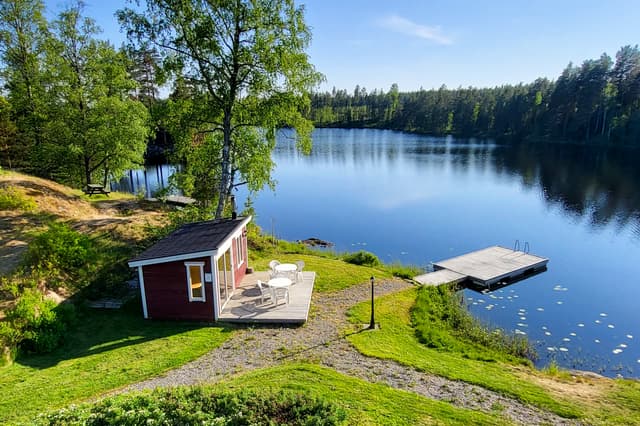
412 284 537 361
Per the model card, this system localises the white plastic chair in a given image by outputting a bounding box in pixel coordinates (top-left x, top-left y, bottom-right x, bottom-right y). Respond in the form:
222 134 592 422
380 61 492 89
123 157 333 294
274 286 290 305
269 260 280 271
294 260 305 285
256 280 272 305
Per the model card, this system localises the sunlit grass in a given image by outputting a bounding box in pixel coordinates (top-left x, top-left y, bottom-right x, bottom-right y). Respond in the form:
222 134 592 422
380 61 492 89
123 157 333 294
0 302 234 424
346 288 581 419
250 253 393 293
218 363 510 425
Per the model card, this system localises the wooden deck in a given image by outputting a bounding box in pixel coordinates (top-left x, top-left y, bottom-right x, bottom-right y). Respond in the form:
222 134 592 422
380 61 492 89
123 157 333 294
414 269 467 286
415 246 548 287
218 271 315 324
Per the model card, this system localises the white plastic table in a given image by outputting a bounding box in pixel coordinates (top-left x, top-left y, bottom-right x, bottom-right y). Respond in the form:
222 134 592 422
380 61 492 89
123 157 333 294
274 263 297 280
267 277 292 304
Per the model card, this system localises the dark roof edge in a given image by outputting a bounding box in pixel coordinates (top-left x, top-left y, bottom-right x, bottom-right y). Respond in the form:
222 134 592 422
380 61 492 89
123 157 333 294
127 215 252 267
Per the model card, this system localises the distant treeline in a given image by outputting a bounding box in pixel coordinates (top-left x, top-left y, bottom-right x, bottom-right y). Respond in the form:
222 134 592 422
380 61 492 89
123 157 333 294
310 45 640 145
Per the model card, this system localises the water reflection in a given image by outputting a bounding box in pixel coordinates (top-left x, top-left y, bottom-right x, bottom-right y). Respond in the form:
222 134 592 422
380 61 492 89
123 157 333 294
492 144 640 230
274 129 640 233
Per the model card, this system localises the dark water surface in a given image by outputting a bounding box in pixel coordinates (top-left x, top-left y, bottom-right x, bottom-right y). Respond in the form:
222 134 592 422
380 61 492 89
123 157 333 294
243 128 640 377
120 128 640 377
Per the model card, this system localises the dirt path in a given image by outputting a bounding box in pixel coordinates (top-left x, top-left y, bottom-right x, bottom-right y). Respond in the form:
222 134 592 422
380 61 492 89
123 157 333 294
124 280 577 425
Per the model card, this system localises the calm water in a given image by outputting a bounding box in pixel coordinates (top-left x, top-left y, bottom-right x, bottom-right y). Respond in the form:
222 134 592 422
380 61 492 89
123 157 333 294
125 128 640 377
110 164 181 197
244 128 640 377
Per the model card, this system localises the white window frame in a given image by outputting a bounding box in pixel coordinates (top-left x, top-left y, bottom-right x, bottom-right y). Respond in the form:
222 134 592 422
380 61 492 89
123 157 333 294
235 235 244 267
185 261 206 302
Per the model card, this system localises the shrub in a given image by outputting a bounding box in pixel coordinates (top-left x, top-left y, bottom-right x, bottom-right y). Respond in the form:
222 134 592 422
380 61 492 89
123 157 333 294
342 250 381 267
2 288 76 354
0 185 37 211
24 222 96 285
37 387 347 425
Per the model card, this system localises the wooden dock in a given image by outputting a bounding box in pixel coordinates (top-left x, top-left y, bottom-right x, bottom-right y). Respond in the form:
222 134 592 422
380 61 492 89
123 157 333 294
415 246 548 288
145 195 196 206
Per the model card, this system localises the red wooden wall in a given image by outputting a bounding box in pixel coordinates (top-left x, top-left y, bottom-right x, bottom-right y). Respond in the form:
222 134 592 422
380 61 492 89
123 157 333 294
142 256 214 321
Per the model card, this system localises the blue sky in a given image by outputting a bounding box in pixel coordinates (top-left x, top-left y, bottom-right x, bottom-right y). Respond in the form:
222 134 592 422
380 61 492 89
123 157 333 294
45 0 640 92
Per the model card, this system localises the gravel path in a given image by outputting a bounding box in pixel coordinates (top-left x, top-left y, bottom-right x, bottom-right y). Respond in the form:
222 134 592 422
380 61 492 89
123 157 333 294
124 280 578 425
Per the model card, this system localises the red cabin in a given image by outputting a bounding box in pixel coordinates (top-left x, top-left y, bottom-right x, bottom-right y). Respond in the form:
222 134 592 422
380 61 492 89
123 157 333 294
128 216 251 321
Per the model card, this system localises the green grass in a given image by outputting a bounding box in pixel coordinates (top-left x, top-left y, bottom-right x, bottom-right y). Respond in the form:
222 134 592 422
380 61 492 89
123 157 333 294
596 380 640 425
250 253 393 293
0 301 234 424
346 288 582 419
412 285 535 361
218 363 510 425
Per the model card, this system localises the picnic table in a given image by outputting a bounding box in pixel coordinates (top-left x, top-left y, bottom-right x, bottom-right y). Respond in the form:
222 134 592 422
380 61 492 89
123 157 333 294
83 184 110 196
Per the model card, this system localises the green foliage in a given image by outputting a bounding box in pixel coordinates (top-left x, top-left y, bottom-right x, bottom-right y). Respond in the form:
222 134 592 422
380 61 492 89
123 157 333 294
220 364 508 425
342 250 381 267
1 288 76 354
311 45 640 146
0 1 149 186
412 285 536 361
119 0 323 217
37 387 346 425
0 184 37 211
24 222 96 286
385 262 423 280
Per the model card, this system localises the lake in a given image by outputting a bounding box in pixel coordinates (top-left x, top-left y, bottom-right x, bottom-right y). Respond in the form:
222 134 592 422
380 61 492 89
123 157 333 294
124 128 640 377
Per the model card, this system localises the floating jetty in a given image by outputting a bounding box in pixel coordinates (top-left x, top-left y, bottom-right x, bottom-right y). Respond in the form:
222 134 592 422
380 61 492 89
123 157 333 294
414 246 548 288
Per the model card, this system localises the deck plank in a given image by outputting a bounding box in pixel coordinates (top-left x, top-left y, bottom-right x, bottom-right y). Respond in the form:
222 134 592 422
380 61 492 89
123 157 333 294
218 271 314 323
429 246 548 287
414 269 467 286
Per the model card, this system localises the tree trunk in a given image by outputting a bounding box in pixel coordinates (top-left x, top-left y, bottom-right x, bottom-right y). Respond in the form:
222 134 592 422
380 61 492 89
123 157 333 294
214 12 242 219
215 111 233 219
84 155 92 186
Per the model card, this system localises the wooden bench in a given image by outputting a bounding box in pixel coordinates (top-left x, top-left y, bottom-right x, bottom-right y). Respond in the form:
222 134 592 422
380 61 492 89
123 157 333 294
83 184 110 196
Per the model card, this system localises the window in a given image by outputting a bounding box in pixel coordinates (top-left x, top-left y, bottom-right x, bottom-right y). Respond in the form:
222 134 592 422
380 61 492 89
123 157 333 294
185 262 206 302
235 235 244 266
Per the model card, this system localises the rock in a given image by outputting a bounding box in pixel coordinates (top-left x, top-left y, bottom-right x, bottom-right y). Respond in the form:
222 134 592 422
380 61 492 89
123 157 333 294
298 237 334 248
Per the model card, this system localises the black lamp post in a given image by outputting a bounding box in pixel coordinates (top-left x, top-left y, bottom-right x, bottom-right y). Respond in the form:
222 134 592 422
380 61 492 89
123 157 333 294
368 276 375 329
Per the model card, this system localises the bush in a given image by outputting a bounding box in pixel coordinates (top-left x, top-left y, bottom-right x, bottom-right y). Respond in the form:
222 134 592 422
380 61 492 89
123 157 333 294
37 387 347 425
342 250 381 267
0 185 37 211
2 288 76 354
24 222 96 284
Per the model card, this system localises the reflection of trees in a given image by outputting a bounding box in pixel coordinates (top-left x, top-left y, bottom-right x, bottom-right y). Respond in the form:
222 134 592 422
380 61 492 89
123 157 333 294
275 128 640 232
493 144 640 229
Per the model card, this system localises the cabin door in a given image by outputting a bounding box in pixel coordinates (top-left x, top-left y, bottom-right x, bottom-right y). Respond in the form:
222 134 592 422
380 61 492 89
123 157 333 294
217 249 233 309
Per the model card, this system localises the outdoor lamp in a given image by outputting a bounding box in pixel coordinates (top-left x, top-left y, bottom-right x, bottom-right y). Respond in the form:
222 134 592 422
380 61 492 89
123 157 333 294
369 276 375 329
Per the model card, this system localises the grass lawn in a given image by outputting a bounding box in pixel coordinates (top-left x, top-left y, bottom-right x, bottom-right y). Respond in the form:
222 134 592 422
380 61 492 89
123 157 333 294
346 287 640 424
218 363 511 425
250 253 393 293
0 301 234 424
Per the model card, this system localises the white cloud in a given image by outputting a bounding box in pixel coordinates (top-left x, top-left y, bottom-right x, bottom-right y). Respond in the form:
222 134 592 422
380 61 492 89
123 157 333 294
379 15 453 45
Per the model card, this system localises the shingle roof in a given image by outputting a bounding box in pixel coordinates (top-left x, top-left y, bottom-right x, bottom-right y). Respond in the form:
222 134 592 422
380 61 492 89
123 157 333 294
129 216 249 264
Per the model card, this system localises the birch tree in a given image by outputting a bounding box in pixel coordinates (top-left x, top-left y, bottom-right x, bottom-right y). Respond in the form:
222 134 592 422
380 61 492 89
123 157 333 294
118 0 323 217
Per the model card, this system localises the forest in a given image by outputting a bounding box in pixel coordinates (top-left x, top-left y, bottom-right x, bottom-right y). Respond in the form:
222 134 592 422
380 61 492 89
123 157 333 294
310 46 640 146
